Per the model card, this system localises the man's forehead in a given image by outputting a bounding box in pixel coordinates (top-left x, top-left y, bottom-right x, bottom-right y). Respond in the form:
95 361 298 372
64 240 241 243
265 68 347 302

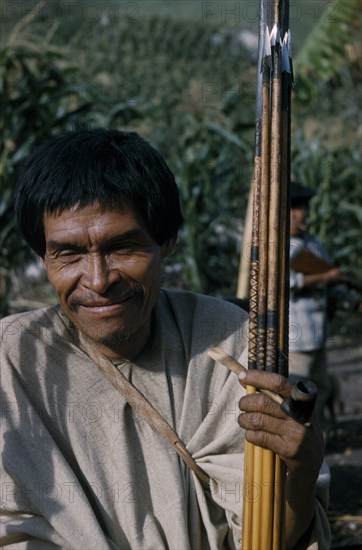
43 203 145 237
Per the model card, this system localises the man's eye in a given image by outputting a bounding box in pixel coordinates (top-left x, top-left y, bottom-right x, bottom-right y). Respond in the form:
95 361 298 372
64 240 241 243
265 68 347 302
58 250 81 258
111 242 138 252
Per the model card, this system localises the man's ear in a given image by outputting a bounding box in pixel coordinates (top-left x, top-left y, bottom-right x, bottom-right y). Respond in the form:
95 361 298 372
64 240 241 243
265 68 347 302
161 238 176 258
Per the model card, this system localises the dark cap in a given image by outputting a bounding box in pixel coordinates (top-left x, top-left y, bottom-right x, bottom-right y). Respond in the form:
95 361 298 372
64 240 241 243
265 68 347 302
290 182 315 201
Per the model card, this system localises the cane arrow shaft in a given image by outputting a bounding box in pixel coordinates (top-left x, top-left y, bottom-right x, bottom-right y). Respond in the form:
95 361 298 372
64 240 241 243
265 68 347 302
242 1 292 548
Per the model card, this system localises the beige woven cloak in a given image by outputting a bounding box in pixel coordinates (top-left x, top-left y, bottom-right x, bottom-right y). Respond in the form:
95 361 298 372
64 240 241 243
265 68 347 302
1 289 330 549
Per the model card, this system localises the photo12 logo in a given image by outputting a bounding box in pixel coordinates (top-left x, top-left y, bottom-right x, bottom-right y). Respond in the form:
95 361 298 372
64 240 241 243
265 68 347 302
201 1 338 24
1 1 139 25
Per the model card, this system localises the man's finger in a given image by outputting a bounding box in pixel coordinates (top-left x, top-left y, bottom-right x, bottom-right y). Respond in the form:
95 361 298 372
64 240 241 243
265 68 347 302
239 369 292 398
239 392 287 420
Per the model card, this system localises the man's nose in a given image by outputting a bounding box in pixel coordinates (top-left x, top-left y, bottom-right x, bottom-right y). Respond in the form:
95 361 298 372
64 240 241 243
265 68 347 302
83 254 119 294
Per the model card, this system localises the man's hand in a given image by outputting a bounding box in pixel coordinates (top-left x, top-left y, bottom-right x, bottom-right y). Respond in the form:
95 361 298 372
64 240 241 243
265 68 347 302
300 265 347 288
238 369 325 548
322 267 346 285
238 369 324 476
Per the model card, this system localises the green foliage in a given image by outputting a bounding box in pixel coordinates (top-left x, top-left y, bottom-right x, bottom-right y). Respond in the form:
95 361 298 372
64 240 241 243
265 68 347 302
294 0 361 103
164 116 252 295
292 132 362 281
290 0 361 285
1 4 360 316
0 40 95 315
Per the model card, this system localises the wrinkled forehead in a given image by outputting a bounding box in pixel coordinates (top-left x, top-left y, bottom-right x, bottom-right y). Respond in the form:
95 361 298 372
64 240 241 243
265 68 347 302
43 202 149 243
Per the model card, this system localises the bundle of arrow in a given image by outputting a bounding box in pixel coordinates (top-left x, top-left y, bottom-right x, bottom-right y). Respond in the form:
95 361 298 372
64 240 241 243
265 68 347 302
242 0 293 548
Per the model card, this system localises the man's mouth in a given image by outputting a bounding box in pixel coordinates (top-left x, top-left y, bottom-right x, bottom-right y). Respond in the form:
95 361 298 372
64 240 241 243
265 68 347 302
74 290 142 315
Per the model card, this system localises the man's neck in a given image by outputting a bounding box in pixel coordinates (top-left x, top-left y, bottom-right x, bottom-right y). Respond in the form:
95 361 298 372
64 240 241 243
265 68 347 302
73 319 152 363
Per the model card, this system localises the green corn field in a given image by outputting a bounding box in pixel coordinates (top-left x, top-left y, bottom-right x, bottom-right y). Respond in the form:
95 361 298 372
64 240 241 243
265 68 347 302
1 0 361 316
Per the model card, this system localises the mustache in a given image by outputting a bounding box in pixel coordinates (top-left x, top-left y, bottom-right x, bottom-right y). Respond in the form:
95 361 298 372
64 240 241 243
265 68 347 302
69 286 143 309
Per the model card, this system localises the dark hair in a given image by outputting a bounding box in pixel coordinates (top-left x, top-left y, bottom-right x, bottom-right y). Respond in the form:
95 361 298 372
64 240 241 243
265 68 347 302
14 128 183 257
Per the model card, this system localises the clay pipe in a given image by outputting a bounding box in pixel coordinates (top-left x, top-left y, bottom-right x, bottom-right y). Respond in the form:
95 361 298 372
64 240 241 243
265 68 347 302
207 347 317 425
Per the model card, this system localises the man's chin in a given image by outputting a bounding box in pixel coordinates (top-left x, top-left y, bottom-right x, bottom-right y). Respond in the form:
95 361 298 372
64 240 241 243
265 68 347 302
69 311 151 359
84 328 132 348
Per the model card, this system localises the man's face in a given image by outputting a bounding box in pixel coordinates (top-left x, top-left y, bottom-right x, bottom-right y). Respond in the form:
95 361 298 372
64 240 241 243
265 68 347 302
290 204 309 236
43 203 172 360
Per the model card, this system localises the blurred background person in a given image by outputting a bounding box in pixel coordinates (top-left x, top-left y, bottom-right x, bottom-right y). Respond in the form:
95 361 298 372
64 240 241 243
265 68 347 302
288 182 361 428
